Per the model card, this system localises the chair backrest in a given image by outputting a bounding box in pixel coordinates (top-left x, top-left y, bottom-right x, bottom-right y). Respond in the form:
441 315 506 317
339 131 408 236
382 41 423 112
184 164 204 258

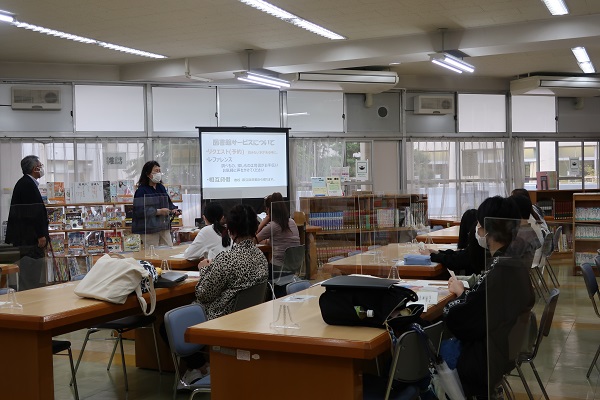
286 280 311 295
327 256 344 262
553 226 562 249
233 281 267 312
348 250 361 257
163 304 207 357
508 310 533 363
390 321 445 383
540 232 554 257
580 263 600 317
529 288 560 360
280 245 305 276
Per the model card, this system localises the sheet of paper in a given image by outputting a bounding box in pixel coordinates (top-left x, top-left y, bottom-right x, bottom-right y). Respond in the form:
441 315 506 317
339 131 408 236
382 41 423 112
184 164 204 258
416 291 438 304
169 253 187 259
185 270 200 278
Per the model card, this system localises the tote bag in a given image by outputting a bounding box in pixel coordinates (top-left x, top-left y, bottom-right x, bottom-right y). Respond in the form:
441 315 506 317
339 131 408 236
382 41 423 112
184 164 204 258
74 254 156 316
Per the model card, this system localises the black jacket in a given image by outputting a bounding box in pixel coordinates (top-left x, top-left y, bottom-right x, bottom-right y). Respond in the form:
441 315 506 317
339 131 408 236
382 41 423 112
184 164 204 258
5 175 49 246
443 248 535 396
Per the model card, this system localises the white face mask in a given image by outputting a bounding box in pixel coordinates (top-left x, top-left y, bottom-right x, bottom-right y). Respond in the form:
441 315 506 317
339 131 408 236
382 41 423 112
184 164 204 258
36 166 45 178
475 228 488 249
150 172 162 183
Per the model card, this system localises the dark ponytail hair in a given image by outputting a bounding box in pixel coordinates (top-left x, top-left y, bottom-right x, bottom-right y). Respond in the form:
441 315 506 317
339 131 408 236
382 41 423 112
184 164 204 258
264 192 290 232
203 202 231 247
227 204 259 240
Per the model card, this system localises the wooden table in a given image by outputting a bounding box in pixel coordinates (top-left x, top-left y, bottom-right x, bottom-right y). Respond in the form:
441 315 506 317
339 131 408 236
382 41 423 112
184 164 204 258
429 218 461 227
323 243 455 278
185 283 453 399
416 225 460 244
0 279 198 400
129 243 272 270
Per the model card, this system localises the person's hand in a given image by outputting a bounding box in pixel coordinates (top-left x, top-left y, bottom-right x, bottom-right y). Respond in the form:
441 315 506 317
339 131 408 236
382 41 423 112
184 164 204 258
38 236 47 248
448 276 465 297
419 248 437 255
198 259 211 269
157 208 170 216
171 209 182 216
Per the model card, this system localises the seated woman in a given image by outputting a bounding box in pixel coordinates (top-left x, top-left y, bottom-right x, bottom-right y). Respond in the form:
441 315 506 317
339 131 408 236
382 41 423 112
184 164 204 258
421 209 486 275
183 202 231 261
195 203 269 320
444 196 535 398
255 192 301 273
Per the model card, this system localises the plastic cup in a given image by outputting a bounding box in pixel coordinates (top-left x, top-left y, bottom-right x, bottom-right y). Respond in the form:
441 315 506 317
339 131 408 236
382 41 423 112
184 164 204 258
160 259 171 272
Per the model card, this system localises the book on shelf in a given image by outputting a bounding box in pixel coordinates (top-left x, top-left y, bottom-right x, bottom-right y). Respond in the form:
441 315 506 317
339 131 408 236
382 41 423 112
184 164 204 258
103 180 118 203
536 200 553 217
85 231 105 254
40 184 48 204
116 180 134 203
65 206 84 230
83 205 105 228
49 233 65 255
124 204 134 228
47 206 65 230
47 182 66 204
105 231 123 253
105 206 124 228
49 257 69 282
67 231 86 256
311 177 328 197
167 184 182 202
575 252 597 267
326 176 343 196
123 233 141 252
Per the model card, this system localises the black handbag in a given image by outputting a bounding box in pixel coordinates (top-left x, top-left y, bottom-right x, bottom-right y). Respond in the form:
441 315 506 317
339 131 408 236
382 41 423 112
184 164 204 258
319 275 423 331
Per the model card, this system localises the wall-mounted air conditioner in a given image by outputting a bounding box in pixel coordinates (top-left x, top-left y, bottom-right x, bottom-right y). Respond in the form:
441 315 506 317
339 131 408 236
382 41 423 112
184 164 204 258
281 70 399 94
414 95 454 115
11 87 62 110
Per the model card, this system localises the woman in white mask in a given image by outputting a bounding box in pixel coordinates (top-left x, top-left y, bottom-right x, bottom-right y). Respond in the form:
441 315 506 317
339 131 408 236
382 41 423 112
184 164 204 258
132 160 181 247
442 196 535 398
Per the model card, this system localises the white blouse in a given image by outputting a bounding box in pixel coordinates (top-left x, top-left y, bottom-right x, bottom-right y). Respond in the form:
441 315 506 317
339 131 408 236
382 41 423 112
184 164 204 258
183 225 231 260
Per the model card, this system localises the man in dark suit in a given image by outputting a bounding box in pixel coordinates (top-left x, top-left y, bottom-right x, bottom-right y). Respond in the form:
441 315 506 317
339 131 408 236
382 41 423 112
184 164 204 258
5 155 49 290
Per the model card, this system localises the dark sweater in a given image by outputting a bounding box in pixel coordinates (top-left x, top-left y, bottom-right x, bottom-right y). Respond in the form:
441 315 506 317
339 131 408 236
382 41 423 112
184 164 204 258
132 183 177 234
443 247 535 396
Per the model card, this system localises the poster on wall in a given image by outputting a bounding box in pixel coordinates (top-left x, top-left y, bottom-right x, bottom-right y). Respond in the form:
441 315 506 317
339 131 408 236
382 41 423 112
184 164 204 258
356 160 369 181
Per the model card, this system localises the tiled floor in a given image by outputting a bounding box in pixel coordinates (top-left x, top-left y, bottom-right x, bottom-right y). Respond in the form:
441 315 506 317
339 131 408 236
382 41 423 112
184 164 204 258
53 261 600 400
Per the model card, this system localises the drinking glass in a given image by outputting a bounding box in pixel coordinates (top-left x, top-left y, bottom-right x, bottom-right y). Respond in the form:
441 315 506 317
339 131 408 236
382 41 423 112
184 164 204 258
160 259 171 272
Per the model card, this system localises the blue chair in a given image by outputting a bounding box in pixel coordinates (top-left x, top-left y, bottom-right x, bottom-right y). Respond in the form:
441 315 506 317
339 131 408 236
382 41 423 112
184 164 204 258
348 250 362 257
580 263 600 378
363 321 444 400
164 304 211 399
53 340 79 400
286 280 311 295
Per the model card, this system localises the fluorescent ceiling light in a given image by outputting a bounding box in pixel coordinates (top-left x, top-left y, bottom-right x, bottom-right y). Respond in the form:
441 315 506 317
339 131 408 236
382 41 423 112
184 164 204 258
541 0 569 16
572 47 595 73
235 71 291 89
430 53 474 74
0 11 166 59
239 0 345 40
0 10 14 23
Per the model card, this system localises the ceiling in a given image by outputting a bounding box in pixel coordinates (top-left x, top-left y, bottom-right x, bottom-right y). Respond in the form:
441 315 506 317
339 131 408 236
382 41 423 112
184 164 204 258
0 0 599 91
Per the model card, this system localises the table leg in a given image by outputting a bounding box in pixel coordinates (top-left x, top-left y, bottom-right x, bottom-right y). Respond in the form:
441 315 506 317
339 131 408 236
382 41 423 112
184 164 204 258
0 328 53 399
209 346 362 399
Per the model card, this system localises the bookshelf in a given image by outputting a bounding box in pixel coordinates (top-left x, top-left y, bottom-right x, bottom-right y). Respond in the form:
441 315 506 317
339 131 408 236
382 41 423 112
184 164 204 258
573 193 600 276
300 194 427 268
45 200 182 282
528 189 600 262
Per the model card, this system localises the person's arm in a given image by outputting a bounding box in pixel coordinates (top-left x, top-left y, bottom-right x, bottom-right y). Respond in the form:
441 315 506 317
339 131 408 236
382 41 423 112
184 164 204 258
255 222 272 243
257 214 270 233
195 255 228 303
183 228 210 259
444 287 487 341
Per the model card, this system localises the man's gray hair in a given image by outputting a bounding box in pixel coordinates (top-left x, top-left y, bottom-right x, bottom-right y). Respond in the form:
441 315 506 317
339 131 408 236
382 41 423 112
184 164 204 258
21 155 40 175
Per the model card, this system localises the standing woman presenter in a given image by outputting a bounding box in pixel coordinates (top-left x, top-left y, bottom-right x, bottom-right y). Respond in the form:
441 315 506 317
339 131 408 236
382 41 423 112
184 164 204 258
132 160 181 247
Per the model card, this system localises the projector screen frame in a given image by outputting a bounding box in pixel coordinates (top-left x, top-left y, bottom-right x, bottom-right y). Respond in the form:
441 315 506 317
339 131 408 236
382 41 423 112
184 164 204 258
196 126 291 211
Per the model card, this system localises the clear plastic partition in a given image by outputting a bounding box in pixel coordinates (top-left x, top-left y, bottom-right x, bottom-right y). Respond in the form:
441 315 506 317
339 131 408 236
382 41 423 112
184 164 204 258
483 216 534 398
